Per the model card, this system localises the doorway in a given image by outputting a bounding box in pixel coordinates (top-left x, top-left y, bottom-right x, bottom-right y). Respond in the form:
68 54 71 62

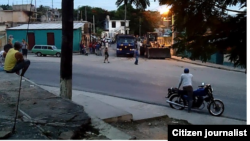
27 32 35 50
47 33 55 45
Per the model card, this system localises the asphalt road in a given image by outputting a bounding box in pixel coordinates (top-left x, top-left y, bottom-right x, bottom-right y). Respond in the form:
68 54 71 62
25 46 246 121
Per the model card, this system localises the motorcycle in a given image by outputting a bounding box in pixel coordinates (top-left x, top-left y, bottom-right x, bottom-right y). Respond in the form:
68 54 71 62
166 83 224 116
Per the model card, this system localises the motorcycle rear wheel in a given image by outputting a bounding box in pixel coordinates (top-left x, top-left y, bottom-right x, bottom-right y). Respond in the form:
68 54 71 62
208 99 224 116
169 95 186 110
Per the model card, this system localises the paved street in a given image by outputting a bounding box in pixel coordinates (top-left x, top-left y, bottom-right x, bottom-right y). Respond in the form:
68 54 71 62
24 44 246 121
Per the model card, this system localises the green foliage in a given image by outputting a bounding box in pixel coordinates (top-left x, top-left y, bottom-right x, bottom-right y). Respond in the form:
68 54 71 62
0 4 12 10
159 0 246 68
112 4 161 35
76 6 108 30
116 0 151 10
36 5 48 21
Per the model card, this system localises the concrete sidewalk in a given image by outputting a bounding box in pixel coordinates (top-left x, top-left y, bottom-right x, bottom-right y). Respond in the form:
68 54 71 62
171 56 245 73
40 85 246 125
0 72 132 140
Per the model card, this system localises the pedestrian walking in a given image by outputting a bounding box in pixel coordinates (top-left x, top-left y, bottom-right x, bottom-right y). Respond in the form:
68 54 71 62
95 42 101 56
134 48 139 65
104 47 109 63
105 40 109 48
79 40 84 54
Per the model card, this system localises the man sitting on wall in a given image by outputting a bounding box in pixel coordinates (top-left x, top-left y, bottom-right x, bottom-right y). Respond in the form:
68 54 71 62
4 42 30 76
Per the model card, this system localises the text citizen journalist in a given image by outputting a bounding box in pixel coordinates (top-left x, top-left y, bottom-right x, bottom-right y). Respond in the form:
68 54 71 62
172 129 247 138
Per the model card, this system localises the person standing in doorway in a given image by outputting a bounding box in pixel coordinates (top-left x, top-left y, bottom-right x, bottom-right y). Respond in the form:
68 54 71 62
134 48 139 65
104 47 109 63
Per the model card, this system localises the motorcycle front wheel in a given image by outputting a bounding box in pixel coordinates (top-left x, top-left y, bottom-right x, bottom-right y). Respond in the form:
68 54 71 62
208 99 224 116
169 95 186 110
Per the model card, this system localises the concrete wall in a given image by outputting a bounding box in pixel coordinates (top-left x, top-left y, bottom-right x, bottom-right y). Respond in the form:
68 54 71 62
0 11 13 23
13 4 35 11
0 35 7 50
13 11 29 23
6 28 82 52
0 25 6 31
0 11 29 23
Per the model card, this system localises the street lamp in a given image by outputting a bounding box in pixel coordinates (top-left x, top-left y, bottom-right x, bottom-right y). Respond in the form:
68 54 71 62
159 6 176 55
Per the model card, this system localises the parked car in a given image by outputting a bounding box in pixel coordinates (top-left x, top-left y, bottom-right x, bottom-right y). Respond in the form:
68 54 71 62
31 45 61 57
105 38 112 43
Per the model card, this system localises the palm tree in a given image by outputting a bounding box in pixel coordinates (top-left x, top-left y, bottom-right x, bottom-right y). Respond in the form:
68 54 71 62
115 0 150 34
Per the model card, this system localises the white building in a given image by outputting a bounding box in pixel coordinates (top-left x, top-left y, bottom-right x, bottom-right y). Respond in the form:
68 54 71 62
103 15 130 39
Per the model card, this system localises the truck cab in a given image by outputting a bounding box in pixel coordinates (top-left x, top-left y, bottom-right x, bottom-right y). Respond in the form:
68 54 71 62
116 35 136 57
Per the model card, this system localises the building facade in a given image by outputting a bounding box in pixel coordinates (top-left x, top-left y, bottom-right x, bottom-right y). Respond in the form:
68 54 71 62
0 4 36 28
6 23 84 52
103 15 130 38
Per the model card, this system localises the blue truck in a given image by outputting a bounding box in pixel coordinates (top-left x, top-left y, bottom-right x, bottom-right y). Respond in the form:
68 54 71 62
116 35 136 57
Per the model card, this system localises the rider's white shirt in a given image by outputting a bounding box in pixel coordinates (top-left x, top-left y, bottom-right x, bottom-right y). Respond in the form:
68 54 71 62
179 73 193 87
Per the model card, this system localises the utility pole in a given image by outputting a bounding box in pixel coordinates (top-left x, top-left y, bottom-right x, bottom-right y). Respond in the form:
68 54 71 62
124 4 127 35
139 17 141 37
171 13 176 56
60 0 73 100
93 15 95 34
47 8 48 22
77 10 79 21
35 0 37 20
85 6 87 21
52 0 53 9
81 10 82 21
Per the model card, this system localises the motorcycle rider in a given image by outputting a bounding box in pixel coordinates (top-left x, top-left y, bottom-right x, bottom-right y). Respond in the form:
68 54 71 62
177 68 193 112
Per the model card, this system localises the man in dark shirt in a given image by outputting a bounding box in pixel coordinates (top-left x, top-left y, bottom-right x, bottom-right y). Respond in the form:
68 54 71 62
134 48 139 65
104 47 109 63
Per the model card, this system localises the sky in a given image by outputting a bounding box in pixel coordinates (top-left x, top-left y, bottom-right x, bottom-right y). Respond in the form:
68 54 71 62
1 0 244 14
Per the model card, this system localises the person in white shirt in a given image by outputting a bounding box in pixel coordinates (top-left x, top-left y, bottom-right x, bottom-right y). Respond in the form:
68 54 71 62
177 68 193 112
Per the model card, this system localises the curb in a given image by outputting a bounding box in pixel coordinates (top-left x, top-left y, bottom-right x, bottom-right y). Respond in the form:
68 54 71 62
170 57 245 73
22 77 133 140
89 114 133 140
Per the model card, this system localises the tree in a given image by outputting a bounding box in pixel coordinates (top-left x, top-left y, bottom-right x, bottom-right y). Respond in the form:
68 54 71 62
0 4 12 10
77 6 108 29
158 0 246 68
36 5 47 21
60 0 73 99
111 4 160 35
115 0 151 34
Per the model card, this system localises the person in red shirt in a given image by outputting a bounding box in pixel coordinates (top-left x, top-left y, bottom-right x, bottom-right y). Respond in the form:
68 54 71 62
92 42 96 54
89 42 93 54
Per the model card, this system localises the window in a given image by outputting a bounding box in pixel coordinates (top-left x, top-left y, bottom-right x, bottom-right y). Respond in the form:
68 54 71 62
121 22 125 26
48 46 53 50
118 37 135 43
42 46 47 49
53 46 57 50
34 46 41 49
112 22 116 28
